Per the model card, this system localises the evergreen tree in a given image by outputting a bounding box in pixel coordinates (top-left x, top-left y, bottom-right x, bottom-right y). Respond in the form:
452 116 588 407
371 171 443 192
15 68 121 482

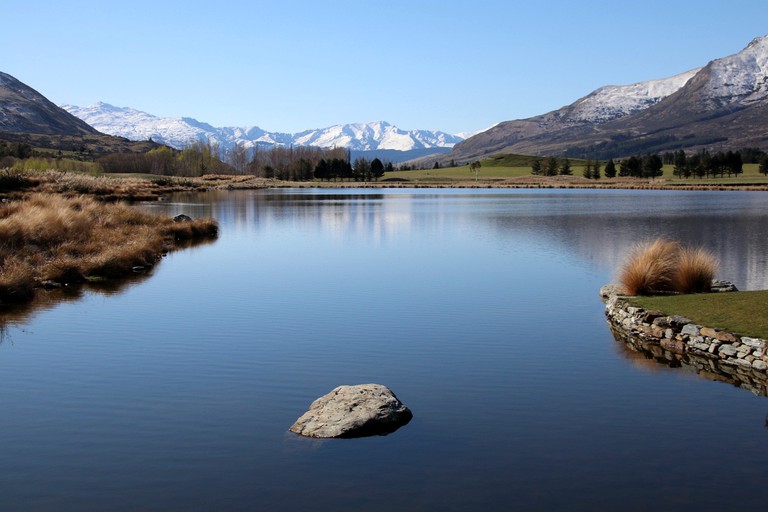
545 156 559 177
641 154 663 179
591 160 601 180
371 158 385 181
530 159 542 175
353 157 370 181
672 150 687 178
726 150 743 177
604 159 616 178
559 158 572 176
582 159 593 179
697 151 711 179
618 159 630 177
314 159 329 181
760 155 768 176
619 156 642 178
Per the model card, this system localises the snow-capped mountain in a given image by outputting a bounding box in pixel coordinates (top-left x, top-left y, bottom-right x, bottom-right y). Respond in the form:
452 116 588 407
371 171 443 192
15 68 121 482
61 103 463 152
697 35 768 108
292 121 462 151
447 33 768 161
566 68 701 124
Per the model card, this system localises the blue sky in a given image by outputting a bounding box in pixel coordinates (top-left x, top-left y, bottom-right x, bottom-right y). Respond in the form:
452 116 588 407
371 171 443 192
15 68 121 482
4 1 767 134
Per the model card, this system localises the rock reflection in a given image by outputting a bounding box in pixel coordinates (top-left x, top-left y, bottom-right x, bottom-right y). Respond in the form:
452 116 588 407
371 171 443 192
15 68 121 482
609 323 768 397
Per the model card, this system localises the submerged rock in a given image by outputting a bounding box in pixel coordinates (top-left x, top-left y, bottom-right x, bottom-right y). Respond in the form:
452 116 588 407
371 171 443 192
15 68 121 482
711 280 738 292
289 384 412 438
599 284 624 300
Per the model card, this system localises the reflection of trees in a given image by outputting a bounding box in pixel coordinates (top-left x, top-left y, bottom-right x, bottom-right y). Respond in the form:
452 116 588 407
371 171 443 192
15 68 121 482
608 322 768 397
158 190 430 245
486 191 768 290
151 189 768 291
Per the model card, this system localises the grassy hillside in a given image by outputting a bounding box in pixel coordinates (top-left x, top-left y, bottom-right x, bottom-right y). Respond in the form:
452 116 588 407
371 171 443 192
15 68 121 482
0 131 161 160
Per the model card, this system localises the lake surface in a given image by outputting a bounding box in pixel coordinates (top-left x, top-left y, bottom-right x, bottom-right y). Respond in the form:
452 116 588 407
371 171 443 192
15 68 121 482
2 188 768 511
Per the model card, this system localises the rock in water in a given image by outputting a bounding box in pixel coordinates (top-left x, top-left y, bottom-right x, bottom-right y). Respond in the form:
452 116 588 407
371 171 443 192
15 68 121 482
289 384 412 438
710 279 738 292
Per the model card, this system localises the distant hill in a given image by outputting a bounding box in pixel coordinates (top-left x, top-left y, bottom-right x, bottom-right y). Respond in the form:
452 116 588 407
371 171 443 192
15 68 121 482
442 34 768 162
0 72 160 156
0 72 99 136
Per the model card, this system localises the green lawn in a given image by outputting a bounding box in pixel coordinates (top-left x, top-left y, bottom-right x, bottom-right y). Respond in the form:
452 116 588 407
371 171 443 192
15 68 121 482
385 156 768 185
385 164 532 181
630 290 768 339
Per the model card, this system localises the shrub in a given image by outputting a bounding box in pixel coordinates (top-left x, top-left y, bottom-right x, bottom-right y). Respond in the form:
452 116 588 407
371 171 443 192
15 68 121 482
675 246 719 294
617 238 720 295
0 168 35 192
618 238 680 295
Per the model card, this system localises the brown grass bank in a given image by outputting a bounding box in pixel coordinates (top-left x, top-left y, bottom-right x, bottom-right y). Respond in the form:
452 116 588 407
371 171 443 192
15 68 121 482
0 193 218 308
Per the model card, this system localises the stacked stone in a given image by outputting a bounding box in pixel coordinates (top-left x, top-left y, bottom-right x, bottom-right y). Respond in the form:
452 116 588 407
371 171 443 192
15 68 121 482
605 295 768 372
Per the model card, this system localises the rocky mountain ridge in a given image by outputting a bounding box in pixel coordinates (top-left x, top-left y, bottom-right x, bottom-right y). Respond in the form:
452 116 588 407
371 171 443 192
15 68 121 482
61 102 464 154
0 72 99 136
446 34 768 162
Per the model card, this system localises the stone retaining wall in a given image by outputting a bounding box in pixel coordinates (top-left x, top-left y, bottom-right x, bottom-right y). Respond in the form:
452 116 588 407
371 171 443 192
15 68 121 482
605 294 768 372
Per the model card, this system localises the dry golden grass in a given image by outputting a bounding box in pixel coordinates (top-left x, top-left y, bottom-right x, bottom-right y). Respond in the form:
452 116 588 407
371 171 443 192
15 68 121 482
617 238 720 296
0 193 218 307
618 239 681 295
674 246 719 294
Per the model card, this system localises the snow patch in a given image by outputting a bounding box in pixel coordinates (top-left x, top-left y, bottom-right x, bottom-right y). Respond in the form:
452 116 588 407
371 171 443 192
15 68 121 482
568 67 701 124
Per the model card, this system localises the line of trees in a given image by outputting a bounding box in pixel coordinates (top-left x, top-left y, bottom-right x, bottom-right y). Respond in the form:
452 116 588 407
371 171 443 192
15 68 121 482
669 149 743 179
529 148 764 180
242 145 393 182
244 145 345 180
96 142 397 181
530 156 607 179
98 142 227 176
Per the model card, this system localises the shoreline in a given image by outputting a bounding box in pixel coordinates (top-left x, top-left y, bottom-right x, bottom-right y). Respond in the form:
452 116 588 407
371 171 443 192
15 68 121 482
0 190 218 310
214 175 768 192
604 292 768 394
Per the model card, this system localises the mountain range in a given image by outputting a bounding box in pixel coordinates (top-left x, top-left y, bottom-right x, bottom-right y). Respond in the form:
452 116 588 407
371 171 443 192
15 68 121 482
444 34 768 162
2 34 767 163
60 102 464 157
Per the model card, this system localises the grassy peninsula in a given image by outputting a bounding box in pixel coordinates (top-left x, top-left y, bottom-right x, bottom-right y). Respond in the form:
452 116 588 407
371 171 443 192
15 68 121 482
630 291 768 339
611 237 768 339
0 172 218 309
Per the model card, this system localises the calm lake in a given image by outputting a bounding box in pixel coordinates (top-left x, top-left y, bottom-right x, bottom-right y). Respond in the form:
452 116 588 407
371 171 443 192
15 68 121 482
2 188 768 511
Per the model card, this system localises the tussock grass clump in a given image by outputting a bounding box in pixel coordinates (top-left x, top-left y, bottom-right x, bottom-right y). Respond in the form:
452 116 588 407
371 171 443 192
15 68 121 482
617 238 720 296
0 193 218 307
0 168 36 192
0 259 35 304
674 246 719 294
618 239 681 295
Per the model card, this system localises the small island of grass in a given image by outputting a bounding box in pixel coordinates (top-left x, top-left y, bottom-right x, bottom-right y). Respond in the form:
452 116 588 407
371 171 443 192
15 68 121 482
611 237 767 339
629 291 768 340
